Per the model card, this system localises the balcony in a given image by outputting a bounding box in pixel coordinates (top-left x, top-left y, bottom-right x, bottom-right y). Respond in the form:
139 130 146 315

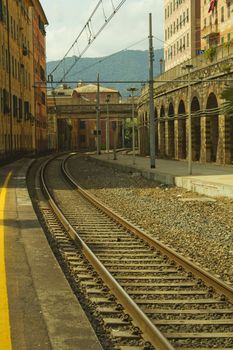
202 20 219 40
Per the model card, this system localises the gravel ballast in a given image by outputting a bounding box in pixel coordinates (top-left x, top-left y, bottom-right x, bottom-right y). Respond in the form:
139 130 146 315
67 155 233 285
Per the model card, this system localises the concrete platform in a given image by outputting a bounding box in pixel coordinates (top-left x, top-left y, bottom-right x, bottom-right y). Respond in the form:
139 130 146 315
0 159 102 350
91 153 233 199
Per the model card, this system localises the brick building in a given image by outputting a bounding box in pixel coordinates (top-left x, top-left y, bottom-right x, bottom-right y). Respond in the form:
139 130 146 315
47 83 122 151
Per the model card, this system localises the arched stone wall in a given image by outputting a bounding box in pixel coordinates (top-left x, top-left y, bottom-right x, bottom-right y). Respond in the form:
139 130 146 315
178 100 187 159
191 96 201 161
205 92 219 162
137 63 233 164
159 105 166 156
167 102 175 158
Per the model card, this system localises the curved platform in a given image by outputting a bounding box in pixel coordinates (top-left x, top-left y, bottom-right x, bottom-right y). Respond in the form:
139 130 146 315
0 159 102 350
91 152 233 199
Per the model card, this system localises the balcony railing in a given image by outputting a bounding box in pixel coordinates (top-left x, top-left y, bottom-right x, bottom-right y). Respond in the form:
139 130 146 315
202 22 219 38
154 43 233 87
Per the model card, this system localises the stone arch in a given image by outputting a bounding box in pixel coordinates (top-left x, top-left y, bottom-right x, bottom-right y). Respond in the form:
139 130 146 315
159 105 165 156
206 92 219 162
168 102 175 158
178 100 186 159
191 96 201 161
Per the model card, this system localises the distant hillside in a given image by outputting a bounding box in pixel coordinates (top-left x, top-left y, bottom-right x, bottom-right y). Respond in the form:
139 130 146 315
47 49 164 96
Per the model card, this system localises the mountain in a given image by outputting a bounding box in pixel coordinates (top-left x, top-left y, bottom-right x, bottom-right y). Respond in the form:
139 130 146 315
47 49 164 96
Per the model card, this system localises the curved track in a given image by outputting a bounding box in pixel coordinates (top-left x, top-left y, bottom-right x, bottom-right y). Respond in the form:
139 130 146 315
40 153 233 350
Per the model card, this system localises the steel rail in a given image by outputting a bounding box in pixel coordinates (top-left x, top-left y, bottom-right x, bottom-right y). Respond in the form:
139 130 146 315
40 156 175 350
63 154 233 304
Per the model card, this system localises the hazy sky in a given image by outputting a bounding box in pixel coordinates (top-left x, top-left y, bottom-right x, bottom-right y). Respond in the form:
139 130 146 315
40 0 164 62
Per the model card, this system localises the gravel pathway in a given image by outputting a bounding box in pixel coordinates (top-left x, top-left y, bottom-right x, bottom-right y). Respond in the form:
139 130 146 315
68 155 233 285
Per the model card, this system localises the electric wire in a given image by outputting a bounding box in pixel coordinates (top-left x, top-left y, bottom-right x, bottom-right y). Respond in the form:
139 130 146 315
63 37 148 80
49 0 127 84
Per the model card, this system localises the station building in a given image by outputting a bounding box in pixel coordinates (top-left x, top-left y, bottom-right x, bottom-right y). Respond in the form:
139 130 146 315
0 0 47 161
47 83 123 152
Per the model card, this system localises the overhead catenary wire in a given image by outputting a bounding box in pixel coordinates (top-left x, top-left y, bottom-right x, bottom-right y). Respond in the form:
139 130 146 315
64 37 148 80
49 0 127 84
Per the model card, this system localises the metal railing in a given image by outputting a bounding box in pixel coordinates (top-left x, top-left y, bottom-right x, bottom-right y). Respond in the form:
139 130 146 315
155 43 233 85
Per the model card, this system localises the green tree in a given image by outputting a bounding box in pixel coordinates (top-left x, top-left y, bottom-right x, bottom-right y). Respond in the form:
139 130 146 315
221 87 233 117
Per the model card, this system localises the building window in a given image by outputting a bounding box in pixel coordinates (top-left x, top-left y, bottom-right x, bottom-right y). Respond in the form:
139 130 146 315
18 98 22 120
186 8 189 22
3 89 9 114
221 6 224 22
24 101 30 120
41 92 46 105
221 36 225 45
187 33 189 47
13 95 18 118
227 2 231 18
183 12 186 25
40 66 45 81
79 121 86 129
80 135 86 143
228 33 231 43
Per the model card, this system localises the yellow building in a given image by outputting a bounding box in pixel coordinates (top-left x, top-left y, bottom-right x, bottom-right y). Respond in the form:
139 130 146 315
164 0 201 71
0 0 47 161
201 0 233 49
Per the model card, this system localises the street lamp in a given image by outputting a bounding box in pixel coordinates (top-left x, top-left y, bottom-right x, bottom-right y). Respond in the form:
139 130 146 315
127 87 138 165
182 64 194 175
105 94 111 158
159 58 164 75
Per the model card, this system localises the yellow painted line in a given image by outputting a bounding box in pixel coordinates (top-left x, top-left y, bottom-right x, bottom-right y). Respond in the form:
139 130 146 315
0 172 12 350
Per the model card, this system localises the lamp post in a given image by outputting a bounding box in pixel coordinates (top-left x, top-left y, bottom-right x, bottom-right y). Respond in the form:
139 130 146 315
105 94 111 158
96 73 101 155
182 64 194 175
127 87 138 165
149 13 155 168
159 58 164 75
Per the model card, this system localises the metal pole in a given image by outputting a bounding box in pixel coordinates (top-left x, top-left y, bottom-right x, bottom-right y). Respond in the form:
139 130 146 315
127 87 138 164
188 69 192 175
106 95 110 158
149 13 155 168
132 92 136 165
96 74 101 154
122 119 125 148
113 121 117 160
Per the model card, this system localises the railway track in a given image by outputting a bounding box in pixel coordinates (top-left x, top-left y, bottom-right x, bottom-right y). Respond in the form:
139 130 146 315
37 153 233 350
